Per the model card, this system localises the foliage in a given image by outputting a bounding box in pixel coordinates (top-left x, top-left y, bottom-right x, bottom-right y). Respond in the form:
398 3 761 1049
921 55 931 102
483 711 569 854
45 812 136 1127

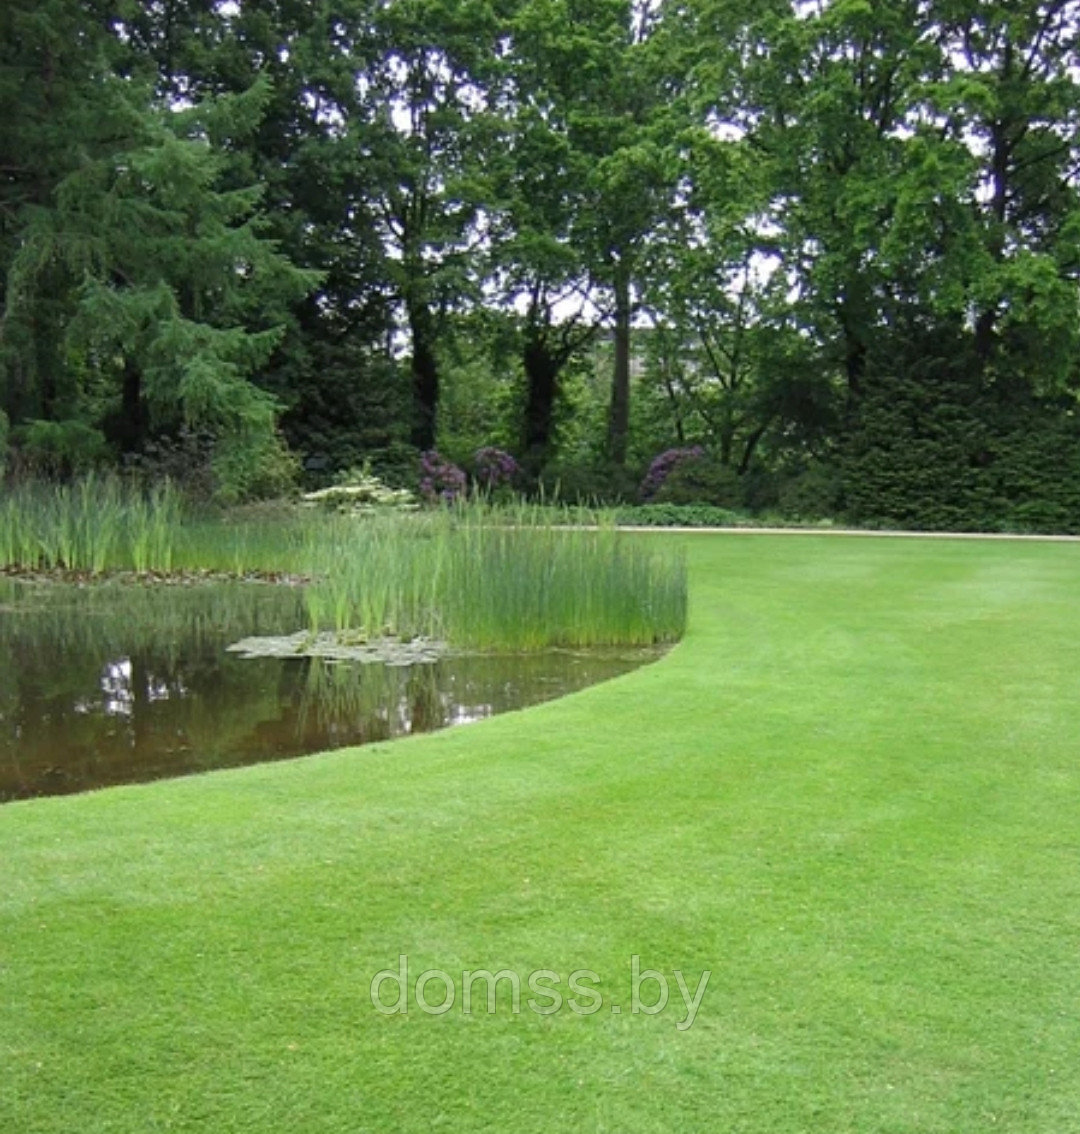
419 450 468 505
301 466 418 515
775 465 843 523
640 447 705 500
12 419 109 477
120 429 218 503
537 458 643 506
0 4 318 498
0 476 180 573
651 453 744 509
0 479 687 648
612 503 747 528
840 371 1080 533
301 509 687 649
473 447 520 491
210 428 301 506
2 0 1080 530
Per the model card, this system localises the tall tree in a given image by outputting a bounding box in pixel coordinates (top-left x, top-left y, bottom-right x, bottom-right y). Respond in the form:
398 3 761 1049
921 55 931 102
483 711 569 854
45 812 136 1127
0 1 317 493
357 0 499 451
925 0 1080 390
110 0 407 468
486 0 605 470
579 0 677 465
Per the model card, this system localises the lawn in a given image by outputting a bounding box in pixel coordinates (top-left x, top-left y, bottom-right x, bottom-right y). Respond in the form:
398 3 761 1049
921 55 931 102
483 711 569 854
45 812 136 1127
2 534 1080 1133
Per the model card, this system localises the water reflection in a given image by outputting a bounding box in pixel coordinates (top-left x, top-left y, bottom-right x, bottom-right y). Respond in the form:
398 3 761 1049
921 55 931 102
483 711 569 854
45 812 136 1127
0 580 660 802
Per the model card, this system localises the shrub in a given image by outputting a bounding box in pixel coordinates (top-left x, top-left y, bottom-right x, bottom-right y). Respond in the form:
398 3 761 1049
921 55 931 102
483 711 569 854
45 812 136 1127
837 368 1080 533
614 503 746 527
15 419 109 477
652 455 744 509
640 447 704 500
740 466 781 513
122 428 217 502
301 464 418 514
211 429 301 505
419 450 467 504
776 465 842 521
538 459 642 505
366 442 424 490
473 446 520 491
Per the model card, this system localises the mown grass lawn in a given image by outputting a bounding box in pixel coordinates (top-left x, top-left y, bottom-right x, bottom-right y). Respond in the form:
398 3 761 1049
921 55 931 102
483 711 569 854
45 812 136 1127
3 534 1080 1133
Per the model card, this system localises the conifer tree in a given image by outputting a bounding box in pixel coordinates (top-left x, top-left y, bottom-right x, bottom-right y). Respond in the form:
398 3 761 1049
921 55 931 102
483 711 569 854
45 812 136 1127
0 1 318 496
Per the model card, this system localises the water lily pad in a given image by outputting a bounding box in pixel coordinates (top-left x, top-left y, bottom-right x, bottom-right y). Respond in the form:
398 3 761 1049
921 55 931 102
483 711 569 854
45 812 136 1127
226 631 447 665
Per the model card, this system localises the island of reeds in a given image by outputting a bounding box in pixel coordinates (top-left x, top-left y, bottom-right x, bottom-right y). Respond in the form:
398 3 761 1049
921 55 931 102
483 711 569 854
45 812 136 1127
0 477 686 650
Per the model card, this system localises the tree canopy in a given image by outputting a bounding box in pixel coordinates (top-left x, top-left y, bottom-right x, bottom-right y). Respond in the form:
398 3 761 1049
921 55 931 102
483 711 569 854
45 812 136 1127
2 0 1079 526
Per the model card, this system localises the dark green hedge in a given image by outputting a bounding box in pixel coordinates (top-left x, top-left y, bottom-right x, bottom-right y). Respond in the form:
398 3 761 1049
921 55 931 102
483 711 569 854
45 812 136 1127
839 374 1080 533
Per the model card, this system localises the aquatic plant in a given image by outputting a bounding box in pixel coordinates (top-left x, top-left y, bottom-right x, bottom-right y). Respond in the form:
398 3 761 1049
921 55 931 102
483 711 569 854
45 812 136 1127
0 478 687 649
299 508 685 649
0 476 186 574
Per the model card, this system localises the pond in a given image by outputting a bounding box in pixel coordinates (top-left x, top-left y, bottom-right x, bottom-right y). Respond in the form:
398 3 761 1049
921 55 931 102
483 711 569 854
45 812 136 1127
0 579 660 803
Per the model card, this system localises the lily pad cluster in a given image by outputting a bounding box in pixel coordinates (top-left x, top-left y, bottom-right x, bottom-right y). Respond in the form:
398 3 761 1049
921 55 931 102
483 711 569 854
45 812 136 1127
226 630 446 665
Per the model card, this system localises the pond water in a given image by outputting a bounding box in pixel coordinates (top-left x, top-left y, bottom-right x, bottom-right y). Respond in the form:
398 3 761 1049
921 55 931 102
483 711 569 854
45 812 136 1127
0 580 659 803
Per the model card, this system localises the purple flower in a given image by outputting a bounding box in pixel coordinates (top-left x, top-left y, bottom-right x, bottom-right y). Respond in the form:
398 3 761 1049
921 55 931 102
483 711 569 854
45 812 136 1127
474 446 520 489
419 450 467 504
641 446 705 500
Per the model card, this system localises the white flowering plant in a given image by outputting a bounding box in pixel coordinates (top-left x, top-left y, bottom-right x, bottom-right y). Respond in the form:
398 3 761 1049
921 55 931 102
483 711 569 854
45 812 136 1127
301 464 418 514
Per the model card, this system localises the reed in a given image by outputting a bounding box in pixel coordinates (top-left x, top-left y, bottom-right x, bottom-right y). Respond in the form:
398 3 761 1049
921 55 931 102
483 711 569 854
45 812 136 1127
299 508 685 648
0 479 687 648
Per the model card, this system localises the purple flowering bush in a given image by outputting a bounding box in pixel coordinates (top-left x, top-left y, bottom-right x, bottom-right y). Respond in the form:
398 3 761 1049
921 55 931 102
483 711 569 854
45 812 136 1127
640 446 705 501
419 450 468 504
473 446 520 491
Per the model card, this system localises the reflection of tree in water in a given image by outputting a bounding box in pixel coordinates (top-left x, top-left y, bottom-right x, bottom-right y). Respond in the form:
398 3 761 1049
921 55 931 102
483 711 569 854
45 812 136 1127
0 580 662 802
0 581 305 800
298 659 450 740
0 638 291 799
407 666 445 733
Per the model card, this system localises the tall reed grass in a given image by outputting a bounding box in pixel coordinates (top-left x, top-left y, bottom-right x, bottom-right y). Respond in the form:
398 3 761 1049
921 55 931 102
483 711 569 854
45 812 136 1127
0 476 183 573
0 479 686 648
293 508 685 648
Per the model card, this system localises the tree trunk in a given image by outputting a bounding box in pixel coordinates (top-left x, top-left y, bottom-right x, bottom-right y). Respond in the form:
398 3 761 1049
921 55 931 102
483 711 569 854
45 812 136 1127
661 372 685 444
607 266 632 465
837 291 867 401
844 332 866 397
975 117 1012 368
738 418 772 475
408 299 439 451
106 358 148 454
522 334 561 472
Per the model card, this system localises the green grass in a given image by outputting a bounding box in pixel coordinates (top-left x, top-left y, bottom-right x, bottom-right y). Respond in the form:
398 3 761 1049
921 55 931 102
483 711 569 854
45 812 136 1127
3 534 1080 1132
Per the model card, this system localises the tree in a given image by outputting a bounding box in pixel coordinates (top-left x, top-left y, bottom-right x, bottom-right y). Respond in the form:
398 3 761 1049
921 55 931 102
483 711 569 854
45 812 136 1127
0 1 317 495
355 0 500 450
485 0 605 470
578 0 678 465
923 0 1080 390
108 0 409 470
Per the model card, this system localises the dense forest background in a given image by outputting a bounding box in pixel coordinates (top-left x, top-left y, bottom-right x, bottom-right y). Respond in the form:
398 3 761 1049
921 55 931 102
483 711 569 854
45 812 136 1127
1 0 1079 528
